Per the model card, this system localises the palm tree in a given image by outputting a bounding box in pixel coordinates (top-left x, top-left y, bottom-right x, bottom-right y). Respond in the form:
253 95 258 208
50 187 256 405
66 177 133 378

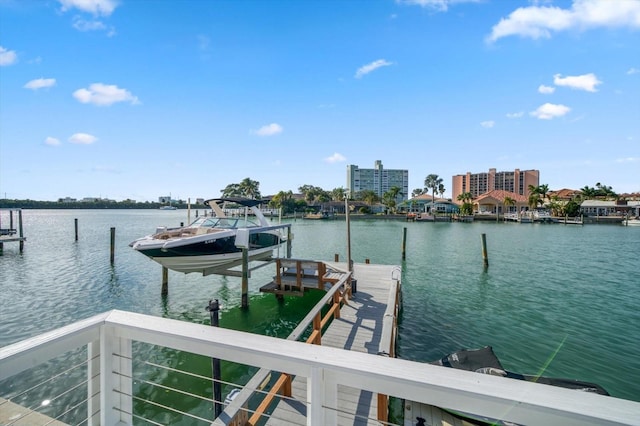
238 177 261 199
331 187 347 201
538 184 549 206
456 192 473 216
503 196 515 214
412 188 424 198
424 174 443 214
437 183 446 200
527 184 540 209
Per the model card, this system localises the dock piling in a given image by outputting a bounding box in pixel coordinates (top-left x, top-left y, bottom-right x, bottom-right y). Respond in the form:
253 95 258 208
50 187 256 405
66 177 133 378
74 218 78 241
206 299 223 418
161 267 169 296
110 227 116 264
481 233 489 268
402 227 407 260
241 248 249 308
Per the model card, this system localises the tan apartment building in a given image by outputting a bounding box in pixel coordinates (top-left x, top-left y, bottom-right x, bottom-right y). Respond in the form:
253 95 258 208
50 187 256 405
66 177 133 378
452 168 539 201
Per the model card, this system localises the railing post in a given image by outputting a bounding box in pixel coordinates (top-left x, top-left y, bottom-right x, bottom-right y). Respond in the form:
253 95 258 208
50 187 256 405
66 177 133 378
313 313 322 345
87 340 100 426
307 367 337 426
100 326 132 425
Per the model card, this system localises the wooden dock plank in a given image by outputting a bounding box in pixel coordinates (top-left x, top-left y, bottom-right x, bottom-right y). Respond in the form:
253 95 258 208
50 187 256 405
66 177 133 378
265 262 399 426
0 398 68 425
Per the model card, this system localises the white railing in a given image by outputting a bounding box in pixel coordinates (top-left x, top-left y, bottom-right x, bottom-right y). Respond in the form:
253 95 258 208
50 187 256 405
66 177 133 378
1 310 639 426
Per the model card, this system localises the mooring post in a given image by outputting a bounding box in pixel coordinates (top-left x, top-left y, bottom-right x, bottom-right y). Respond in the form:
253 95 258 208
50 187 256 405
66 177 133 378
286 226 292 258
74 218 79 241
110 227 116 264
161 267 169 296
402 227 407 260
334 253 339 262
241 248 249 308
18 209 24 252
345 197 352 272
206 299 223 418
481 233 489 268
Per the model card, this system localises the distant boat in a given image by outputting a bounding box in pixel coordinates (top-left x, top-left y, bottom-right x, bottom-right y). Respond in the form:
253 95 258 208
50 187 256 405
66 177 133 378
159 205 177 210
624 217 640 226
131 197 290 274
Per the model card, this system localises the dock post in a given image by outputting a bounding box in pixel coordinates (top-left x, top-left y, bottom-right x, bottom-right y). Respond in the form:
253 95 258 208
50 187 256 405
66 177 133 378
402 227 407 260
110 227 116 264
206 299 223 418
481 233 489 268
286 226 292 258
74 218 79 241
161 267 169 296
241 248 249 308
345 197 352 274
334 254 339 262
18 209 24 252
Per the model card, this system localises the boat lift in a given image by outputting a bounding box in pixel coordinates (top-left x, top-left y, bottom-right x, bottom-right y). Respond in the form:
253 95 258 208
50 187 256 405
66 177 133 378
0 208 26 254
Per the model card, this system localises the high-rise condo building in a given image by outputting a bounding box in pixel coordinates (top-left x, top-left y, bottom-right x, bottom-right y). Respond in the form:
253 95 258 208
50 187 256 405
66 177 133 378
452 168 540 201
346 160 409 201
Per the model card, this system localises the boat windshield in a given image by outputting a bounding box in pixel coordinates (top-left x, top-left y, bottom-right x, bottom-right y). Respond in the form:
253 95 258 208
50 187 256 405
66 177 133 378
187 216 259 229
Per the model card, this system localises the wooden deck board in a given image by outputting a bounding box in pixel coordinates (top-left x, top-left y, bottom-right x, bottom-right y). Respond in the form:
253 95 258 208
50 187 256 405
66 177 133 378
264 262 399 426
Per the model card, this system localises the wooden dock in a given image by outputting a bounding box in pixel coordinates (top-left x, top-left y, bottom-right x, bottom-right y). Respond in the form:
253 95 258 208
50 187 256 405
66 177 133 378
0 208 26 254
264 262 401 425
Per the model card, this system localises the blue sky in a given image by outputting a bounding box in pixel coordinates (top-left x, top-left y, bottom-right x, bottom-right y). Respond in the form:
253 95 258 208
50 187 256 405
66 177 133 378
1 0 638 202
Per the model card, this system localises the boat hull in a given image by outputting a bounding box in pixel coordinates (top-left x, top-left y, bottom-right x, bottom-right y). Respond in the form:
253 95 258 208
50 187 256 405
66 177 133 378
133 231 285 274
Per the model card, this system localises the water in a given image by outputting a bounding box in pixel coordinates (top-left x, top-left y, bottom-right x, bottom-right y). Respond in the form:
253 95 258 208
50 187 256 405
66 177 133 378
1 210 639 413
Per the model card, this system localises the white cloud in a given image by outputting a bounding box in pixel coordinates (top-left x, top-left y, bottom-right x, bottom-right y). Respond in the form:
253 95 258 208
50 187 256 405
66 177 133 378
73 83 140 106
58 0 118 16
396 0 479 12
506 111 524 118
355 59 393 79
626 68 640 75
72 17 107 32
45 137 61 146
553 73 601 92
538 84 555 94
480 120 495 128
325 153 346 163
0 46 17 66
253 123 283 136
69 133 98 144
24 78 57 90
530 103 571 119
616 157 639 163
487 0 640 43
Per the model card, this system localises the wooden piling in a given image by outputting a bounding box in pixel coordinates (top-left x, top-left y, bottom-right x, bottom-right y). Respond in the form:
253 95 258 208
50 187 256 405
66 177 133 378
481 233 489 268
161 267 169 296
74 218 78 241
286 227 292 258
334 253 339 262
110 227 115 264
18 210 24 252
241 248 249 308
402 227 407 260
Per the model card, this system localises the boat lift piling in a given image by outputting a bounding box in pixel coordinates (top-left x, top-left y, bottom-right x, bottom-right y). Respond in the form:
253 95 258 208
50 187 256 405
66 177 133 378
0 208 26 254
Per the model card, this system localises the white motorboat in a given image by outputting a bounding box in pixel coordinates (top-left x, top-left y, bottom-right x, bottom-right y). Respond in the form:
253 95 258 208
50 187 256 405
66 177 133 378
131 198 289 274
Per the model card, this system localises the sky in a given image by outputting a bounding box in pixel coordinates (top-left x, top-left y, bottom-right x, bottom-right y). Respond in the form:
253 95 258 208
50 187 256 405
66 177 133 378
1 0 639 202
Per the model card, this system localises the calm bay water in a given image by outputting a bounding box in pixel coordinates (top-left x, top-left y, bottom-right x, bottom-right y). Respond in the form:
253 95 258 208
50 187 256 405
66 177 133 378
1 209 639 416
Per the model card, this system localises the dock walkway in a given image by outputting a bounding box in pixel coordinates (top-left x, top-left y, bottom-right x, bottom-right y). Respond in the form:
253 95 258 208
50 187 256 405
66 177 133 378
265 262 400 426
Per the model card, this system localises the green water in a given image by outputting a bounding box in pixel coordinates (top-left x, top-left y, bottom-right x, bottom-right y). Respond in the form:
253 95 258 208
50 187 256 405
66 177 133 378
1 210 638 423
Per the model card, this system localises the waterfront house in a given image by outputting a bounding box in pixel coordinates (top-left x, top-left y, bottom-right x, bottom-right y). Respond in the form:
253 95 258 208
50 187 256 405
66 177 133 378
580 199 636 217
474 190 528 214
399 194 459 214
